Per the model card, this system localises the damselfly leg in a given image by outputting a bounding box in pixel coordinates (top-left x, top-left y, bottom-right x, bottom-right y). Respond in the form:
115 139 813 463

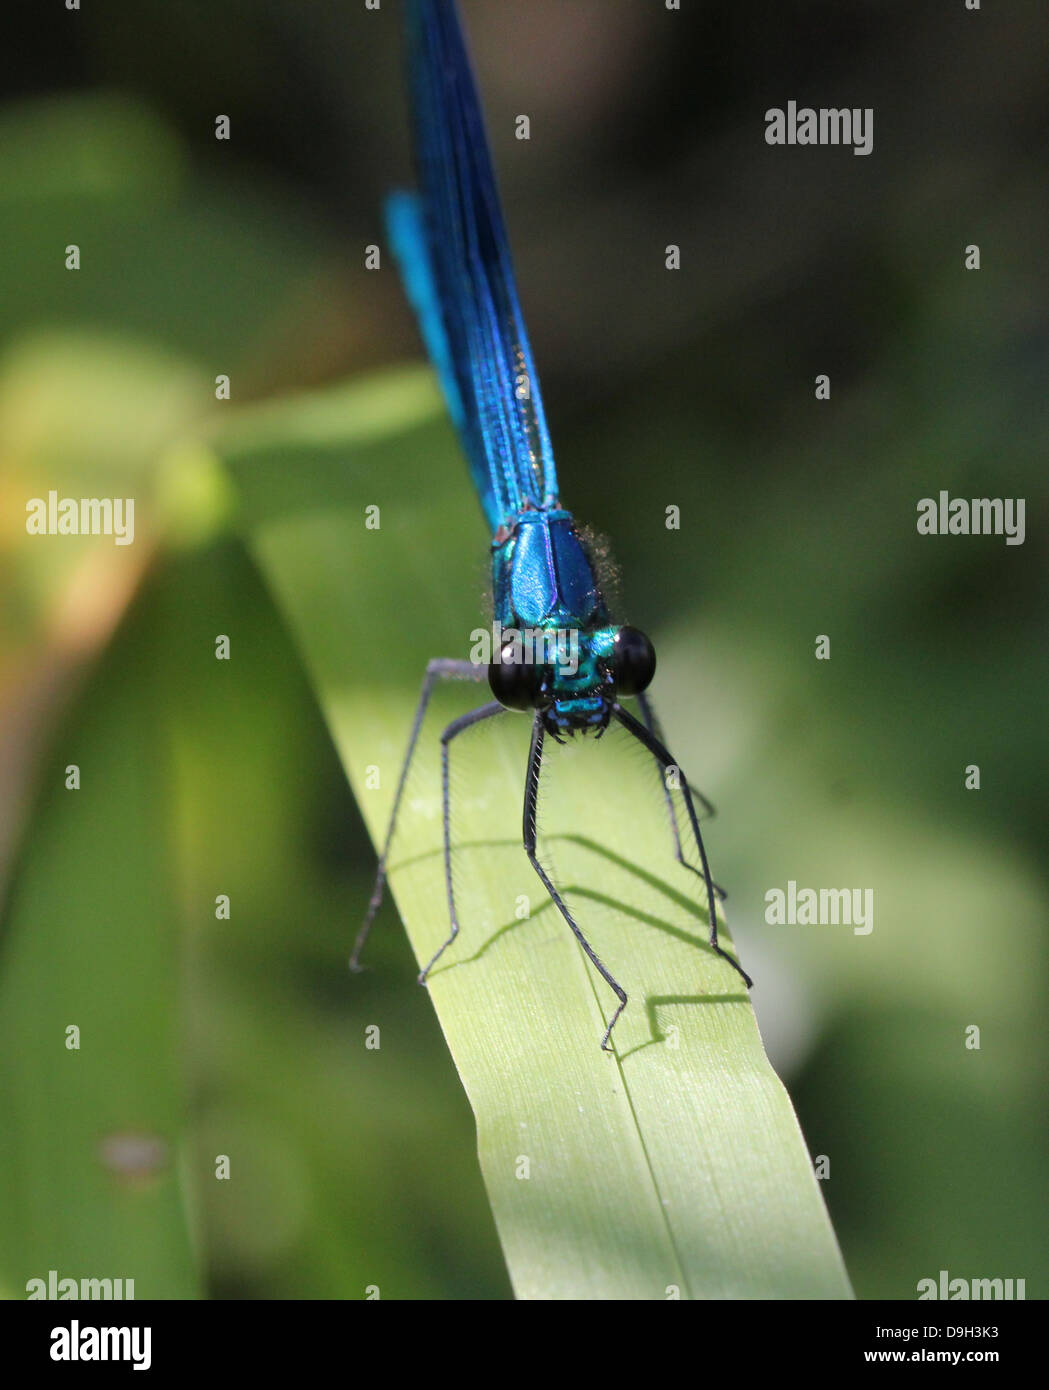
523 715 628 1052
637 690 727 903
350 658 486 972
419 700 505 981
613 704 752 992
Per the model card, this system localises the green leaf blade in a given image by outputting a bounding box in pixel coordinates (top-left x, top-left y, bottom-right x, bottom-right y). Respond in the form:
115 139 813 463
217 367 853 1300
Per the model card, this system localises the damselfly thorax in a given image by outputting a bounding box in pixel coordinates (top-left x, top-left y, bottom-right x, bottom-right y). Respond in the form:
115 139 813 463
488 507 655 739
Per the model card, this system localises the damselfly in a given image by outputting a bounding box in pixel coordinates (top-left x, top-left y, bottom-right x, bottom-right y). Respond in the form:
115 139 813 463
351 0 752 1049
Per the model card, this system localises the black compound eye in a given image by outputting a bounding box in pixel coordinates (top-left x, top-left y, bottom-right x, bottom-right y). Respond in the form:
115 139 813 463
488 648 542 710
614 625 656 696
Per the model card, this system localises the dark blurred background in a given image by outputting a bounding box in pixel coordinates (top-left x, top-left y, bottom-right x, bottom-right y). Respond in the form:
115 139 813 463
1 0 1047 1299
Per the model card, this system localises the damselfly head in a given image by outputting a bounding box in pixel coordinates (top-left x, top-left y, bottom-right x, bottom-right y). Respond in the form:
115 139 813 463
542 695 612 739
488 634 610 735
488 624 655 735
613 625 656 697
487 643 543 712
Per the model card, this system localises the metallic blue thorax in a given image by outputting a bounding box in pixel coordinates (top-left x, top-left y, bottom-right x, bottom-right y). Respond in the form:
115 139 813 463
492 510 607 631
493 509 616 730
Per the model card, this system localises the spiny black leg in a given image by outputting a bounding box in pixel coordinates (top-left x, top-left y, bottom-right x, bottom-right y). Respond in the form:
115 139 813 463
350 658 485 972
637 690 716 819
636 690 726 902
613 704 752 990
419 700 505 982
523 714 628 1052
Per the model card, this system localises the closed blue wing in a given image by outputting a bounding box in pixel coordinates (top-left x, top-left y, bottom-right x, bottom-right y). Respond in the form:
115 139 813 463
386 190 467 438
391 0 559 531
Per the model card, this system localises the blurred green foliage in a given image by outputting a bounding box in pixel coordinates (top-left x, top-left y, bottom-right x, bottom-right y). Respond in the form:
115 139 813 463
0 92 509 1299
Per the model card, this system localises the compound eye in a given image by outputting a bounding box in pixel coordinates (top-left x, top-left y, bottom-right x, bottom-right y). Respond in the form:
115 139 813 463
614 625 656 696
488 647 541 711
